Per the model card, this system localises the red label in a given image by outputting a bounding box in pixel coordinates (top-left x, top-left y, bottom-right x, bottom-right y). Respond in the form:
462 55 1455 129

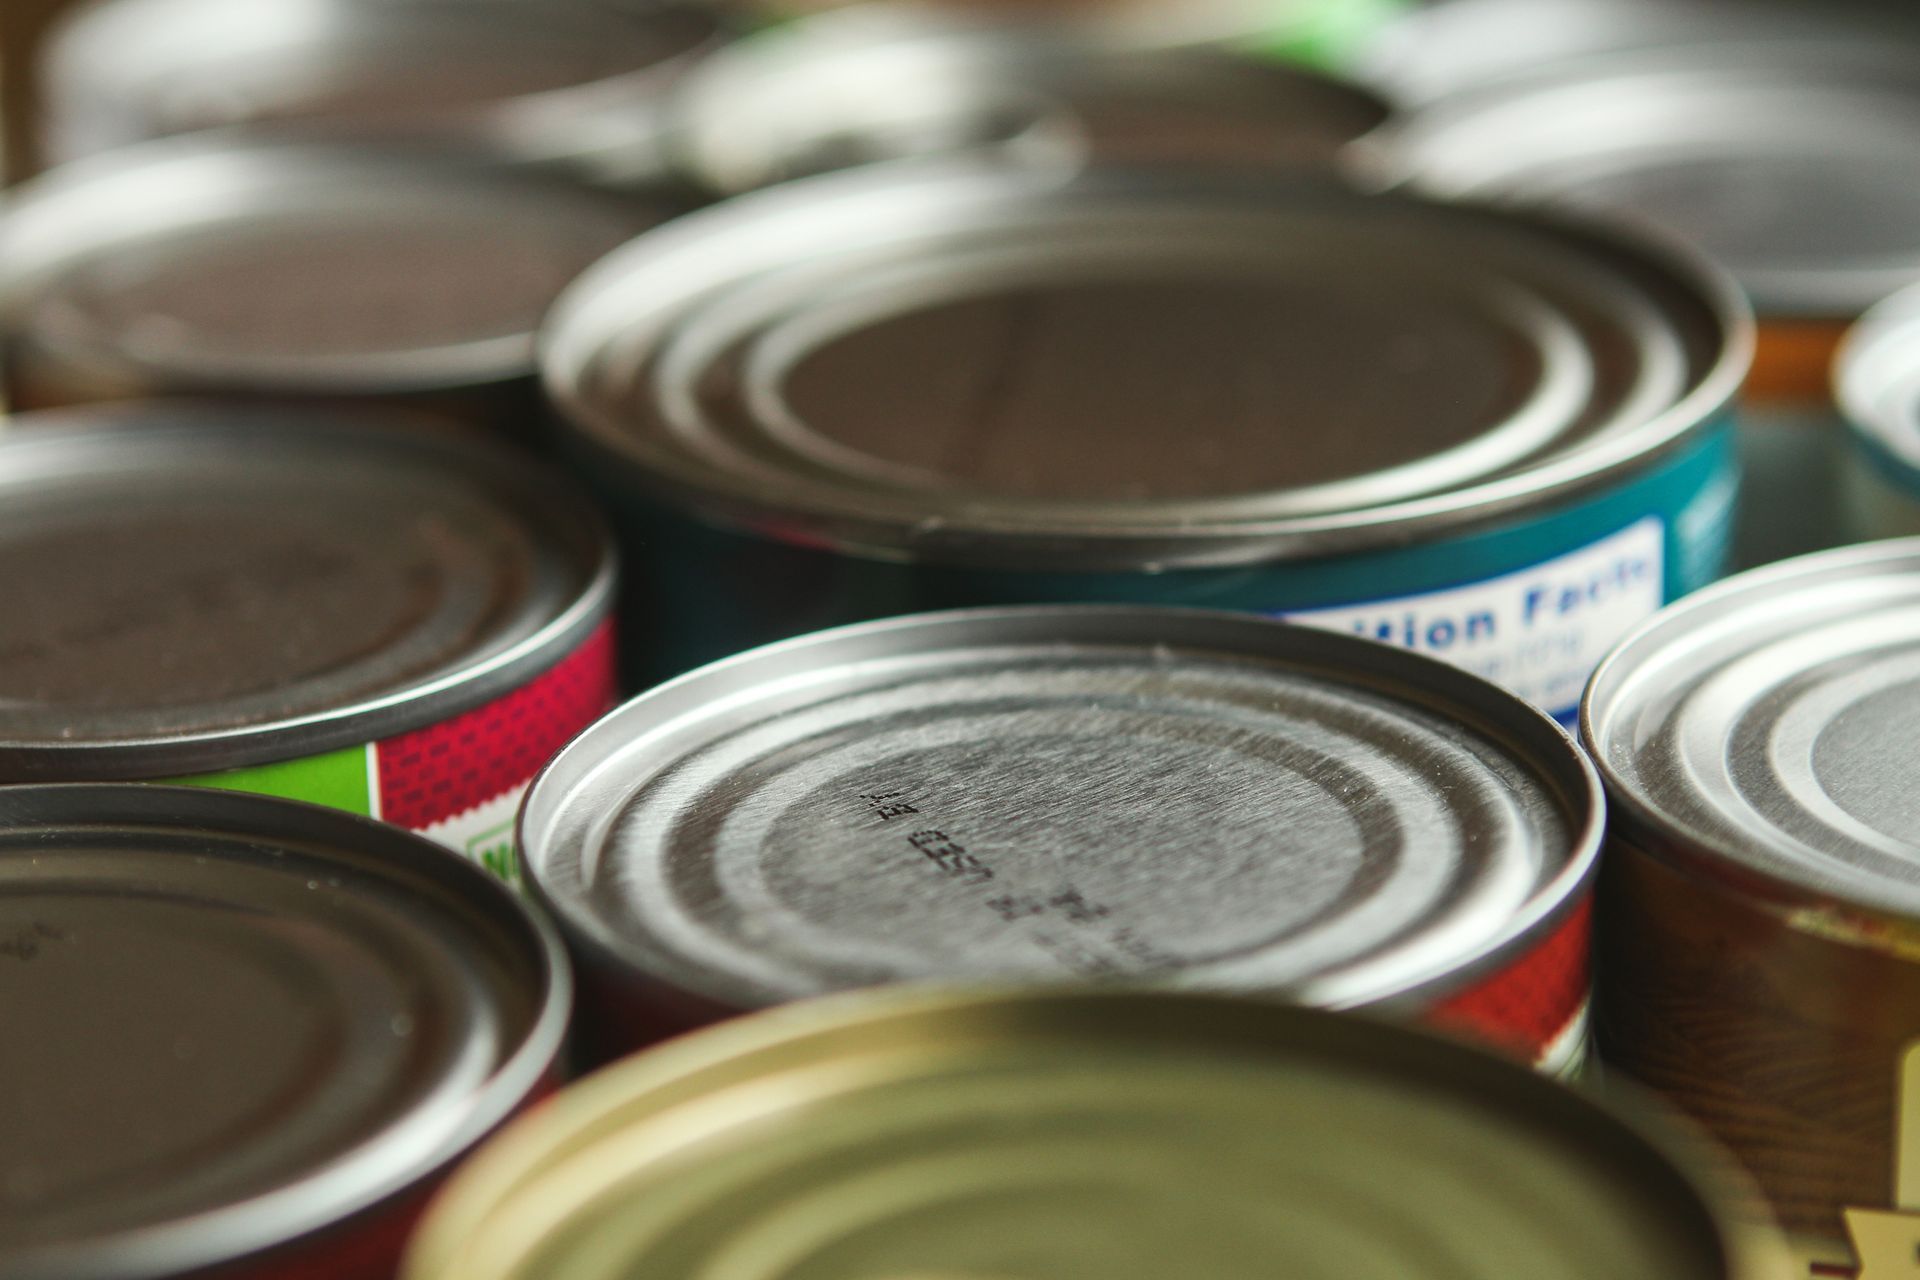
376 620 617 830
1429 894 1593 1067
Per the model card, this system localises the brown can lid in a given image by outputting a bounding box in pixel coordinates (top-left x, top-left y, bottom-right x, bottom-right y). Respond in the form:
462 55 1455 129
0 785 570 1280
0 405 611 779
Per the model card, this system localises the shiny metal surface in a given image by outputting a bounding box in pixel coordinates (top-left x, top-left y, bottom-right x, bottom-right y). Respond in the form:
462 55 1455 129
0 139 661 398
1583 540 1920 913
674 8 1388 194
38 0 726 177
544 164 1746 571
523 606 1600 1015
0 784 570 1280
0 405 611 778
1379 46 1920 319
1839 283 1920 490
403 987 1761 1280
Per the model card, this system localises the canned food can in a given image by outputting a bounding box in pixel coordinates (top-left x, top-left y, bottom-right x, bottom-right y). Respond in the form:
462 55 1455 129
521 605 1604 1071
1837 284 1920 542
1375 41 1920 571
544 164 1748 715
673 8 1389 196
0 138 675 442
1582 539 1920 1273
0 404 616 883
0 783 570 1280
38 0 730 184
751 0 1408 67
402 986 1782 1280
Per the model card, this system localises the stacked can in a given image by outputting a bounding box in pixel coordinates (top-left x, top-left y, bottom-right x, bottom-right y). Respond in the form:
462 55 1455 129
519 606 1604 1071
1583 540 1920 1271
0 786 570 1280
0 406 616 881
1373 17 1920 571
401 988 1782 1280
544 163 1748 711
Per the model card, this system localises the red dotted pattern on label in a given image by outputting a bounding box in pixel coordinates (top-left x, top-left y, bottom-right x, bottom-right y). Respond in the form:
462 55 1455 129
1429 894 1593 1065
376 620 616 830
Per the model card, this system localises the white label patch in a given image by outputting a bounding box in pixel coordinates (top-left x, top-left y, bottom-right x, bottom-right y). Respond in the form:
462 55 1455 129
417 784 528 886
1284 519 1665 718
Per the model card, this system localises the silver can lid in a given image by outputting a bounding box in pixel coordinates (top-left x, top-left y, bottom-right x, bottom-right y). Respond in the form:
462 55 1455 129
39 0 726 173
1378 43 1920 319
544 164 1746 570
0 784 570 1280
0 404 612 779
673 8 1388 194
523 607 1601 1014
0 139 666 397
1583 539 1920 916
1838 280 1920 486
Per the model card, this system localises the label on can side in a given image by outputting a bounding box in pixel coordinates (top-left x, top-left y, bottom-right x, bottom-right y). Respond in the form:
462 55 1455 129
1273 420 1737 724
1287 519 1664 720
167 619 617 885
1427 894 1593 1077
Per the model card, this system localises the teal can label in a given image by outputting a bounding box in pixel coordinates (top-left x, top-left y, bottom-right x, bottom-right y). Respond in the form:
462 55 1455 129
1276 419 1737 722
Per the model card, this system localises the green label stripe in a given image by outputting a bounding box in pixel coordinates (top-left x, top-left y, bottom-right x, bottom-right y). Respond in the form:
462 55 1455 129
167 744 374 815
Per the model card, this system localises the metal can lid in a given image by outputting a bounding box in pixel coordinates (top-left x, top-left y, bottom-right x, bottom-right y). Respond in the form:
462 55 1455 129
0 139 666 396
402 988 1748 1280
673 9 1389 195
0 784 570 1280
0 404 612 779
544 164 1746 570
40 0 725 169
523 606 1600 1013
1378 43 1920 320
1838 281 1920 487
1583 539 1920 916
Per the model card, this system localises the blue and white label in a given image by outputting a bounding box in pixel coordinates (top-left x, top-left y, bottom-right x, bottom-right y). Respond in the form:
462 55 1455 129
1285 518 1666 720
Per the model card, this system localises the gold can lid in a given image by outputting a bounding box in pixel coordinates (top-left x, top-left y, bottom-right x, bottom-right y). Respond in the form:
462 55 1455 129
405 988 1768 1280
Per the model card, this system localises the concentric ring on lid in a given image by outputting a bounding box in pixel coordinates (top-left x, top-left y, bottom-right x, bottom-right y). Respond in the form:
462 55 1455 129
673 8 1390 194
543 164 1746 570
521 606 1601 1014
1583 539 1920 914
1378 45 1920 319
0 139 664 395
0 784 570 1280
401 988 1752 1280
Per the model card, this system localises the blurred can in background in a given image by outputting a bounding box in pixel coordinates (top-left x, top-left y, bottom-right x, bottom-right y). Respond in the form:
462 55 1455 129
747 0 1412 69
0 406 615 882
520 606 1604 1071
0 784 570 1280
0 138 673 444
670 6 1388 195
36 0 731 186
1376 35 1920 571
401 988 1781 1280
545 164 1748 713
1837 286 1920 542
1583 540 1920 1272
